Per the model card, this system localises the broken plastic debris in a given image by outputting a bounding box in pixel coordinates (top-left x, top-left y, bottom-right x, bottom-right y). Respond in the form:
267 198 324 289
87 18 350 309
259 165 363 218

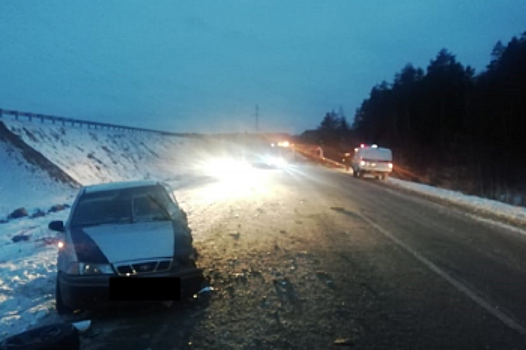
72 320 91 333
334 338 353 346
198 286 214 294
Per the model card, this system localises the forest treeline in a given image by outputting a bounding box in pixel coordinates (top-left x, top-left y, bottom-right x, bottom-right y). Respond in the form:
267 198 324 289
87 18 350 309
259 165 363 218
305 30 526 204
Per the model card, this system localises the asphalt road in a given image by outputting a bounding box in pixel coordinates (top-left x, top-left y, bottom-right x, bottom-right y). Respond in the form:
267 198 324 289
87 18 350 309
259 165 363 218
79 163 526 350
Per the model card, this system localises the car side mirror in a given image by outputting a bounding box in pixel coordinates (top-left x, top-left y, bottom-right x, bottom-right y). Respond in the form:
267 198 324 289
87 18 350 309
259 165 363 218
48 221 65 232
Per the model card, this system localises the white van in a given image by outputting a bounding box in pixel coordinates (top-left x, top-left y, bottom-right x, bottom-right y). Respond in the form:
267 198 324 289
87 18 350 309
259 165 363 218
351 145 393 180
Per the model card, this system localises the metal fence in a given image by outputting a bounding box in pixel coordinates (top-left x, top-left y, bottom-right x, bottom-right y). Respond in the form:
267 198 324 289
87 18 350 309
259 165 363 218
0 107 187 136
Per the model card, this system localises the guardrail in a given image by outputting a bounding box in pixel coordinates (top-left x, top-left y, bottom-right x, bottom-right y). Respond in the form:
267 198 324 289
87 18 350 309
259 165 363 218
0 107 187 136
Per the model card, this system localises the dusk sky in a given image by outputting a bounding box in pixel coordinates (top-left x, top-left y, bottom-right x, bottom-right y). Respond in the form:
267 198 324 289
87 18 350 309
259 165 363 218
1 1 524 134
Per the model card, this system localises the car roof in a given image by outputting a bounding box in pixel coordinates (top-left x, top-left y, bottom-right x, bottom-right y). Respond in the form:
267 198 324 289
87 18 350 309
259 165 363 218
82 180 162 194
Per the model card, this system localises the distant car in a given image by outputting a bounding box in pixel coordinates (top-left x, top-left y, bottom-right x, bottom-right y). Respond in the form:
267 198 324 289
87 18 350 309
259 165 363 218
48 180 204 314
351 144 393 180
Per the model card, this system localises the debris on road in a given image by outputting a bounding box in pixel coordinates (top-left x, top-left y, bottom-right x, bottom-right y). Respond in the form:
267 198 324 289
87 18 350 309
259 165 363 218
72 319 91 333
330 206 345 212
333 338 354 346
198 286 214 294
228 231 240 240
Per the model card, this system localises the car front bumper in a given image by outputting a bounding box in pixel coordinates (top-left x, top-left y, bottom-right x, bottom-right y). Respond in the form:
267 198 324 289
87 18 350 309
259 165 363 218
58 266 205 310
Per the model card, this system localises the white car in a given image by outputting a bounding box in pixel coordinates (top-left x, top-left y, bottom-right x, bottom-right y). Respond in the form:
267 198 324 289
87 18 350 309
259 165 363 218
48 180 203 313
351 145 393 180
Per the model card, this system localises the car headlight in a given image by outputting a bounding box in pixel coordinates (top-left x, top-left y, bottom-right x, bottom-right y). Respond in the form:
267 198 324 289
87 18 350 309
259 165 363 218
81 263 114 275
64 262 114 275
388 163 393 169
359 161 365 166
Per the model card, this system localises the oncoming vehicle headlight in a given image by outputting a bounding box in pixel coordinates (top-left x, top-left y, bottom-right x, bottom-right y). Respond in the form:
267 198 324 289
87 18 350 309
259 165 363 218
268 156 287 167
66 262 114 275
359 160 365 166
388 163 393 169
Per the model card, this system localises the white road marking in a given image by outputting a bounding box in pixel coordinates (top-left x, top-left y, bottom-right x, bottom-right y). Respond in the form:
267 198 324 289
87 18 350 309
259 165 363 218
357 212 526 335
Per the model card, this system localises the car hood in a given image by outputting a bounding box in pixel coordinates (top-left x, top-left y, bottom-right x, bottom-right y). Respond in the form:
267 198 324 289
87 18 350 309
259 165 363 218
75 221 175 263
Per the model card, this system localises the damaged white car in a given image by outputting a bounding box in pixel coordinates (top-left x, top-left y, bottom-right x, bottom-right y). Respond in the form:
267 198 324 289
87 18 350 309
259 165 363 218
48 180 204 314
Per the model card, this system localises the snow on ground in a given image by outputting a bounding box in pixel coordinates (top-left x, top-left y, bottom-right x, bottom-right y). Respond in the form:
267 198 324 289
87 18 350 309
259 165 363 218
387 177 526 225
0 130 75 218
336 168 526 226
0 209 69 339
4 119 211 186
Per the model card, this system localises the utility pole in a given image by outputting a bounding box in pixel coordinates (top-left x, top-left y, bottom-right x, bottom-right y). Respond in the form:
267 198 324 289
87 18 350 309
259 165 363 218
255 105 259 133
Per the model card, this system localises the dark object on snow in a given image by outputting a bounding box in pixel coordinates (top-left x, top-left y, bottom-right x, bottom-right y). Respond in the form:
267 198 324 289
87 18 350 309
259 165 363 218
0 323 79 350
31 209 46 218
48 221 64 232
11 234 31 243
48 204 67 213
8 208 29 220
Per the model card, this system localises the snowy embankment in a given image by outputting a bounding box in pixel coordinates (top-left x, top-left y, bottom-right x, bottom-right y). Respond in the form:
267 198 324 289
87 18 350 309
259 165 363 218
5 119 209 188
0 119 213 339
386 177 526 227
336 167 526 227
0 122 77 218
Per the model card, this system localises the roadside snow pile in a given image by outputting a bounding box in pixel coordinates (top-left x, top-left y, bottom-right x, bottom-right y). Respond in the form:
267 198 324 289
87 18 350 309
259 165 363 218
4 119 210 186
0 210 69 339
388 178 526 225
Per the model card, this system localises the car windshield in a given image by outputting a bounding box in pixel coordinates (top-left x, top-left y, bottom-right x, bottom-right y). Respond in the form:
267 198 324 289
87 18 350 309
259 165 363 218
71 185 172 227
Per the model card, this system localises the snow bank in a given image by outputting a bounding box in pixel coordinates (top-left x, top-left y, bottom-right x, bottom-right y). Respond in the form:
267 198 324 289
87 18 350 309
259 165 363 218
4 119 209 186
0 124 75 218
387 178 526 225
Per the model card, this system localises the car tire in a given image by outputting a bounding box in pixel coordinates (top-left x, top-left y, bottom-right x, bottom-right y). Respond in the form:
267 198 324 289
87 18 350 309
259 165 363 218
0 323 80 350
55 279 74 316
